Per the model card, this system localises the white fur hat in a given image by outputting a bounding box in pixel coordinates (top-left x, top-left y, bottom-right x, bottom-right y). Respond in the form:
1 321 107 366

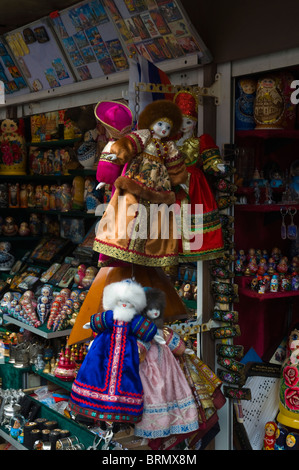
103 279 147 312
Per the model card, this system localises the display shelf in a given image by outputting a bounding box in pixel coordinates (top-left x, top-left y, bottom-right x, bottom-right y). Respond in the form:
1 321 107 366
0 427 27 450
0 395 97 450
0 236 40 242
1 207 97 218
236 129 299 140
238 287 299 301
235 203 299 212
32 367 73 392
3 315 72 339
27 138 81 148
0 170 96 181
0 174 74 181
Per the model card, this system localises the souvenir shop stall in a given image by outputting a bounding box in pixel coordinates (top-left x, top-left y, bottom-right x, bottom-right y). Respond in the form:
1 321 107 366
0 0 236 452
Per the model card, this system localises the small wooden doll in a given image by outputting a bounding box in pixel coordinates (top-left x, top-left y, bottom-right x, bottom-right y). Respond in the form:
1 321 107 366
263 421 277 450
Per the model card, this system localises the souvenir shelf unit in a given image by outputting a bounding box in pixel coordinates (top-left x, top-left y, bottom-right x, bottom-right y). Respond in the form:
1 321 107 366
233 65 299 360
0 110 103 260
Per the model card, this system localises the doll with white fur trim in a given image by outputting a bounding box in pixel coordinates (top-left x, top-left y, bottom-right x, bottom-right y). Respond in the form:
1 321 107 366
69 279 158 425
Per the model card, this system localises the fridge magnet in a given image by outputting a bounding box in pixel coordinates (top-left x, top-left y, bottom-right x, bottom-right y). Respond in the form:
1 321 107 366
77 65 92 81
104 0 122 21
73 31 89 49
92 39 110 60
106 39 128 71
44 68 60 88
2 55 14 67
33 26 50 43
52 58 69 80
140 11 161 38
23 28 36 44
98 57 115 75
50 12 68 39
148 9 171 35
81 46 96 64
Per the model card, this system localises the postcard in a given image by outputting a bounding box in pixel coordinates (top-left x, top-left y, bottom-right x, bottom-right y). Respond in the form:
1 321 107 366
52 58 70 80
74 31 89 49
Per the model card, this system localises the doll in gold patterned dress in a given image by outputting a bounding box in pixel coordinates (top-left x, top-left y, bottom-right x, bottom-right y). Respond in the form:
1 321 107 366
173 91 224 262
93 100 187 268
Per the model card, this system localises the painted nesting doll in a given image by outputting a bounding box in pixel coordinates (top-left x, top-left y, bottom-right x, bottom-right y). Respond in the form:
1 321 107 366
277 324 299 430
254 75 284 129
235 78 257 130
0 119 27 174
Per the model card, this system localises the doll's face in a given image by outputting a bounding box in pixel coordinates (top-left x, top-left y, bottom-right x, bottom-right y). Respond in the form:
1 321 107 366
151 119 172 139
147 307 160 319
180 116 196 134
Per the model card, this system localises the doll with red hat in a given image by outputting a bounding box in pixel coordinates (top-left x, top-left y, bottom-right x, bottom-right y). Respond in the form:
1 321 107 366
93 99 187 268
94 100 133 195
173 90 224 262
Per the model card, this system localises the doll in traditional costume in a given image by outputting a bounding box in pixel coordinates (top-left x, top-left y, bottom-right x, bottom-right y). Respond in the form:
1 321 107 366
69 280 158 425
134 287 199 447
173 90 224 262
93 100 187 268
94 100 133 195
136 288 225 450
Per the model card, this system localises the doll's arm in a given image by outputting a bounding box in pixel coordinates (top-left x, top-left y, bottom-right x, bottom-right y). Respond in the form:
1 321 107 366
110 129 150 165
131 314 157 342
89 310 114 333
163 327 186 356
96 141 122 188
165 141 188 186
200 134 224 174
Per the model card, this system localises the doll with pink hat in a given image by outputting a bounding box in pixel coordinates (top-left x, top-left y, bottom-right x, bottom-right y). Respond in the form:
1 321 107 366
94 100 133 195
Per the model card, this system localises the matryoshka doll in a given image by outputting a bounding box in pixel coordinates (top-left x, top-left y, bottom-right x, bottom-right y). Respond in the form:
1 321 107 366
0 118 27 175
2 216 18 236
35 185 43 208
270 274 279 292
19 184 28 208
235 78 257 130
49 184 57 210
84 176 101 213
254 75 284 129
277 257 288 274
60 183 72 212
42 185 50 211
81 266 97 290
277 324 299 430
248 258 258 275
8 183 19 208
71 175 85 210
263 421 277 450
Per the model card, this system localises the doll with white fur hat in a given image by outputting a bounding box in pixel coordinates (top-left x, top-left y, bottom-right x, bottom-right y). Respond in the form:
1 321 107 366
69 279 158 425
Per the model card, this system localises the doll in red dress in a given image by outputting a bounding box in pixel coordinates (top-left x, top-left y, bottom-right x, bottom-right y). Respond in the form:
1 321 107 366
173 91 224 262
263 421 277 450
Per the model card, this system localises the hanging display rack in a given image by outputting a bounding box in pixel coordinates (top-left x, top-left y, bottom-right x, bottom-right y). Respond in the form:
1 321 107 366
134 73 222 105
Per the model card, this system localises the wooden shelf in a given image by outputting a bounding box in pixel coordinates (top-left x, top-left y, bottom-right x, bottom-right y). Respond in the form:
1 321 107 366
0 169 96 181
27 138 81 147
0 207 97 218
239 287 299 301
234 203 299 212
236 129 299 140
3 315 72 339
